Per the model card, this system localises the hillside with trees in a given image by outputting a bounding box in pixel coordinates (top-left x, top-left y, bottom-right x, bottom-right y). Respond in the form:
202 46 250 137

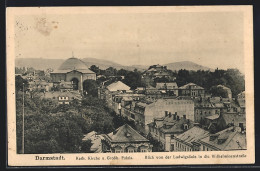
16 77 136 153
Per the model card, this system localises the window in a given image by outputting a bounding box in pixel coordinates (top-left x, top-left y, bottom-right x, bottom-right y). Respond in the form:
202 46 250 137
171 144 174 151
128 149 134 153
115 150 122 153
141 149 147 152
203 145 205 151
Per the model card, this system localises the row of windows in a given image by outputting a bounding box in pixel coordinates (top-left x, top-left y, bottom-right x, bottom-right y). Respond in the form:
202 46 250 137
202 145 213 151
115 149 147 153
59 102 70 105
59 96 69 100
165 101 192 105
52 96 75 100
176 142 192 151
196 110 219 115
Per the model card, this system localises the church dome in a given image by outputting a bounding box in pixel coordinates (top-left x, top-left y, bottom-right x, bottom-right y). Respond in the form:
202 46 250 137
58 57 89 70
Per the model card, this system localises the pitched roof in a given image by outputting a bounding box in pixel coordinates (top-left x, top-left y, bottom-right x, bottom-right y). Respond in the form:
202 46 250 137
179 83 204 90
222 113 246 125
154 115 194 134
217 85 231 90
199 127 246 150
106 81 131 92
205 114 220 120
106 124 149 143
175 126 209 146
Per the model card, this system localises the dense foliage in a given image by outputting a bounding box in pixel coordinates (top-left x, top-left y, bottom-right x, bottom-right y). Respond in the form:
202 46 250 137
15 75 29 92
16 83 134 153
90 65 244 96
175 68 244 96
83 80 99 97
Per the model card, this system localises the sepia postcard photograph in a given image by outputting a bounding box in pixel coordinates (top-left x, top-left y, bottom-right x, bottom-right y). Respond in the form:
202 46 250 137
6 6 254 166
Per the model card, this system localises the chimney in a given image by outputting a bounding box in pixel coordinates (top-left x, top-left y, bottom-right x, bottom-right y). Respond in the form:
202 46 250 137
169 112 172 117
209 134 219 141
183 115 186 120
165 111 168 117
173 113 177 120
239 123 244 132
177 116 180 120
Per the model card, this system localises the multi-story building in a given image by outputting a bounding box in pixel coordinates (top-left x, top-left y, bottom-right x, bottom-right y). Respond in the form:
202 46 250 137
39 91 82 105
194 98 222 124
198 126 246 151
50 56 96 92
111 93 146 115
156 82 179 96
219 112 246 131
101 124 153 153
145 86 163 100
148 112 194 151
103 81 131 109
121 98 194 135
178 83 205 97
173 126 209 151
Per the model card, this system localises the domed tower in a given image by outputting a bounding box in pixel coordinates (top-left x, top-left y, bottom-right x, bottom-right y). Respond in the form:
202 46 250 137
50 56 96 92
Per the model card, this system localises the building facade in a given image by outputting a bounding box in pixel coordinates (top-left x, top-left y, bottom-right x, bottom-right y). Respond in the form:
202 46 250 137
198 126 246 151
50 57 96 92
101 124 153 153
148 112 194 151
178 83 205 97
173 126 209 151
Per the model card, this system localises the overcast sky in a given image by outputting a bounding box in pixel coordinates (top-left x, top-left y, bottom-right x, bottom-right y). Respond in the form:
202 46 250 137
14 10 244 72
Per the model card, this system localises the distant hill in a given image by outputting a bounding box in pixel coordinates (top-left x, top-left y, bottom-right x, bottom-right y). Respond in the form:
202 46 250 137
16 58 65 70
15 58 148 71
81 58 123 70
15 58 211 72
164 61 212 71
81 58 147 71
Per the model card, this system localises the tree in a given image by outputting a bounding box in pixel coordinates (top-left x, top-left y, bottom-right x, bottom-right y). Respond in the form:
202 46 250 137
117 69 128 76
210 86 228 98
90 65 100 75
83 80 98 97
105 67 117 77
81 140 93 153
15 75 29 92
123 71 144 90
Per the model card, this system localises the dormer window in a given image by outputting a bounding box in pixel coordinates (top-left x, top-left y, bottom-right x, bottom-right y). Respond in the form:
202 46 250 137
183 124 189 130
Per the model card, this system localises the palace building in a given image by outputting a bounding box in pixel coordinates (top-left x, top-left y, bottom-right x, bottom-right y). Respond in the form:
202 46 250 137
50 56 96 92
